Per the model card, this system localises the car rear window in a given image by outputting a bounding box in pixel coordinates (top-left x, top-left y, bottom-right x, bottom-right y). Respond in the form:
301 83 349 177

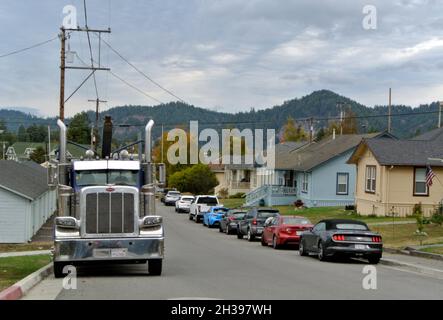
197 197 218 205
257 211 279 218
335 223 368 231
282 217 311 225
214 208 228 213
234 213 246 219
168 192 180 196
181 197 194 201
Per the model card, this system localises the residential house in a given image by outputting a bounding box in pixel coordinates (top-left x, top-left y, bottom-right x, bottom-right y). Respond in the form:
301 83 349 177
246 133 394 207
348 127 443 217
6 142 46 162
0 160 56 243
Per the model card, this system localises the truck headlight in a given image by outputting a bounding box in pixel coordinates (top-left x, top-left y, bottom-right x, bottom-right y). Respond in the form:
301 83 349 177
140 216 163 227
55 217 79 229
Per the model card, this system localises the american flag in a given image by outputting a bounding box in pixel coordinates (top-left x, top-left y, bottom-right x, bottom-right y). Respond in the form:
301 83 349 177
426 165 436 187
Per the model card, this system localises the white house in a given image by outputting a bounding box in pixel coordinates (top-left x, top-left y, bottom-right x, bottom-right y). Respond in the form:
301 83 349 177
0 160 56 243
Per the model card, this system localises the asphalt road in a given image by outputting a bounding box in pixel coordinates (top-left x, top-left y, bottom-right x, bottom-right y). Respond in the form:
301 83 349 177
31 202 443 299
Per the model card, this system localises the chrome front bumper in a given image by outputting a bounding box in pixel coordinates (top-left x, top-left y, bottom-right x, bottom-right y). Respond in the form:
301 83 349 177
54 237 164 262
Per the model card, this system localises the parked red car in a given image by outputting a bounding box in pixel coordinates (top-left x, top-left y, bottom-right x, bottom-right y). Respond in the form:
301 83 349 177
261 216 313 249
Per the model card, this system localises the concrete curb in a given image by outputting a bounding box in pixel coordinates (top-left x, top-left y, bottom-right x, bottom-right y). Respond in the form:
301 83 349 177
380 258 443 279
383 247 443 261
0 263 53 300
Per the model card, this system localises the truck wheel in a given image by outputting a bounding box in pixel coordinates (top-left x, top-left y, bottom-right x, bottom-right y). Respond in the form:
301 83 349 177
247 229 255 242
53 262 66 279
148 259 162 276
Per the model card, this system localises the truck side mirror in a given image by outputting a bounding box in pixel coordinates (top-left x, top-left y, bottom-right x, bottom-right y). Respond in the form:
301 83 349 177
157 163 166 187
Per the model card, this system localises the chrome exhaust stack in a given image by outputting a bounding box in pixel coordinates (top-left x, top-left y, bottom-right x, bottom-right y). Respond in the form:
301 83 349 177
142 120 155 215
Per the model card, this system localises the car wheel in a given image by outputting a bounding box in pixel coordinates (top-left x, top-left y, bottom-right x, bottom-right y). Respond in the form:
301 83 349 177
261 235 267 246
272 235 280 249
189 214 193 220
318 241 328 261
53 262 66 279
237 229 244 239
219 225 223 233
247 229 255 242
226 225 230 235
195 216 200 223
148 259 162 276
299 239 308 256
368 255 381 264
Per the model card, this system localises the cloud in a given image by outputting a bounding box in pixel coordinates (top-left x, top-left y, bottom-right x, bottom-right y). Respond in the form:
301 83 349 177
1 0 443 116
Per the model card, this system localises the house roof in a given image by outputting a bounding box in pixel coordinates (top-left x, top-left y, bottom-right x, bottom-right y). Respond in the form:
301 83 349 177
50 144 91 159
349 138 443 167
0 160 49 200
411 126 443 141
276 133 381 171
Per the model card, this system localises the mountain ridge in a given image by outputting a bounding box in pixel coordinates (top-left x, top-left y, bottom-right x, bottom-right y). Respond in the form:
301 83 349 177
0 90 440 140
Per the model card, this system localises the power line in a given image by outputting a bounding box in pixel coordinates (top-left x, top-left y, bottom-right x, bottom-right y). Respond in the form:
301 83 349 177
109 70 165 104
83 0 99 100
97 35 187 104
0 36 58 59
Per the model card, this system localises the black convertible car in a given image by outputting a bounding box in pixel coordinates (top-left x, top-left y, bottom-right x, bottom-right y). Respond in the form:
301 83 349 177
299 219 382 264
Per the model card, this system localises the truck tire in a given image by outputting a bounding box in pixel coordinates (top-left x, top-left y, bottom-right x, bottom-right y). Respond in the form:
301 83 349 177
148 259 162 276
53 262 66 279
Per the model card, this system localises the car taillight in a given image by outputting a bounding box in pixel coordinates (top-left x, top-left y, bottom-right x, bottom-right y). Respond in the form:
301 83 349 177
252 218 257 225
229 216 236 221
333 234 345 241
372 236 382 243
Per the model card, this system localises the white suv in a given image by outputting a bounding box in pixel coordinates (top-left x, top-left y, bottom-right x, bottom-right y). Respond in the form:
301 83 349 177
189 195 219 223
175 195 195 213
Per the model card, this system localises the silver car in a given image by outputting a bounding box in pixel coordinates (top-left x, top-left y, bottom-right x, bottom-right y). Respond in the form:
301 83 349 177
175 195 195 213
164 191 181 206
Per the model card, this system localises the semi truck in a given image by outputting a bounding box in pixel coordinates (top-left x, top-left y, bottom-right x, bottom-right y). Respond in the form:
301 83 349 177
48 117 166 277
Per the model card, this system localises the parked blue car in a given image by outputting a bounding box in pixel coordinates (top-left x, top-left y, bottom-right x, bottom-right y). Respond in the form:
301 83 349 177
203 206 230 228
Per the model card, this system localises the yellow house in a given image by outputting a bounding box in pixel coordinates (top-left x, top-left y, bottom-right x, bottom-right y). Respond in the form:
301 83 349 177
348 128 443 217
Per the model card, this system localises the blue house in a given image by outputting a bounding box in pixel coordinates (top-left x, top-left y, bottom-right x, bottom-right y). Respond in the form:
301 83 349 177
246 132 394 207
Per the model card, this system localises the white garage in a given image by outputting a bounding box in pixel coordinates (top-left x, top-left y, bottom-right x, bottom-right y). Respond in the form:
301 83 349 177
0 160 56 243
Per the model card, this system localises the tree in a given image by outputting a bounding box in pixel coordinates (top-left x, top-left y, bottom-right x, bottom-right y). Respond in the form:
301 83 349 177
281 117 307 142
169 164 218 194
17 125 29 141
315 127 326 141
26 124 47 142
67 112 91 144
30 146 46 164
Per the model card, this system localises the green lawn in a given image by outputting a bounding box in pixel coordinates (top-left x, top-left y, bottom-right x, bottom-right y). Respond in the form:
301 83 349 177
418 245 443 255
0 255 51 291
371 224 443 249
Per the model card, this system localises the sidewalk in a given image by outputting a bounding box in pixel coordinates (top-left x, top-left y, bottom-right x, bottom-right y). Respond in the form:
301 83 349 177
381 252 443 279
0 250 51 258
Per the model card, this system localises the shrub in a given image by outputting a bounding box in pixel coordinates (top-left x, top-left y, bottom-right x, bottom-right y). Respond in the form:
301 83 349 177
229 192 245 199
431 204 443 226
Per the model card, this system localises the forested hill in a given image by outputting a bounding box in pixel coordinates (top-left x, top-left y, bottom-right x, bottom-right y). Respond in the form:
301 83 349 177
0 90 440 140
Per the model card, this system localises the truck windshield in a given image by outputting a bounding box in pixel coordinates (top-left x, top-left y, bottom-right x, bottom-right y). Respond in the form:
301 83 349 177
75 170 139 187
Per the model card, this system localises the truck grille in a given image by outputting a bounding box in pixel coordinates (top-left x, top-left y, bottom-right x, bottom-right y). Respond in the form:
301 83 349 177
85 192 135 234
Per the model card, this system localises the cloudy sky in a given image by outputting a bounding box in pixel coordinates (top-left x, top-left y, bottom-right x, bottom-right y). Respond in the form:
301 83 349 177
0 0 443 117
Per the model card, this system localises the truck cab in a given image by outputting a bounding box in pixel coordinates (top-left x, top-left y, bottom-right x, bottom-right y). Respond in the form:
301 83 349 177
50 119 165 277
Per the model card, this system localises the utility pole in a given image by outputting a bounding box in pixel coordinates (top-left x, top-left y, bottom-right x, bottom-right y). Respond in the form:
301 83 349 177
88 98 107 152
309 118 314 143
59 27 66 121
439 101 442 128
161 124 164 163
337 102 344 135
58 26 111 121
388 88 392 133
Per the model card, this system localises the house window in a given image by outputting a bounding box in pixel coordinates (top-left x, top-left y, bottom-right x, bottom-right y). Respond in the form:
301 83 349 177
414 167 428 196
336 173 349 195
365 166 376 193
302 173 309 193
